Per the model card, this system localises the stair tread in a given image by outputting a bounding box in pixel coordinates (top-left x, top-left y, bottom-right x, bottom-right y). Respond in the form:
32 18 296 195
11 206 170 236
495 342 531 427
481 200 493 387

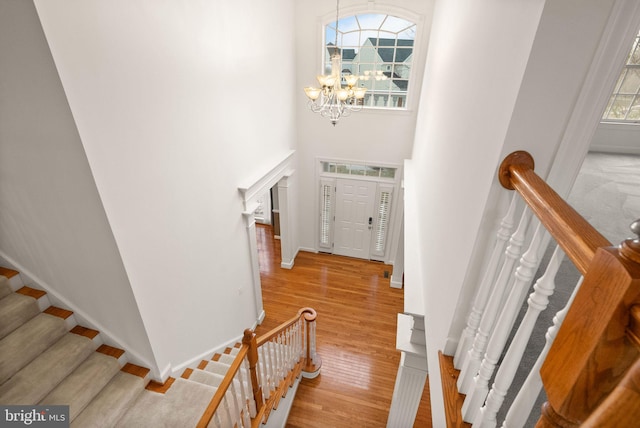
202 360 231 376
116 378 216 428
40 351 122 422
0 293 40 340
72 371 146 428
0 332 95 404
0 312 68 384
216 353 236 365
0 276 12 300
188 368 224 388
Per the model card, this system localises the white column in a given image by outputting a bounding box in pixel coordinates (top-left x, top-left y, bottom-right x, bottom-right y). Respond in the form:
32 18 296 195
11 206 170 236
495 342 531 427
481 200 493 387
278 173 296 269
243 211 265 324
387 314 428 427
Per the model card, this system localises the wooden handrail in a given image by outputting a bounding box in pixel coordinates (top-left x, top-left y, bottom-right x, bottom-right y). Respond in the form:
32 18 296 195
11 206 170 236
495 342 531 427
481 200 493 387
196 307 319 428
497 151 640 427
196 334 250 427
256 307 317 346
498 151 611 274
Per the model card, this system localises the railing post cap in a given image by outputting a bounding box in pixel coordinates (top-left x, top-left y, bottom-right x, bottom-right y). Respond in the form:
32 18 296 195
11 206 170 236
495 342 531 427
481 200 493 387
621 218 640 264
498 151 535 190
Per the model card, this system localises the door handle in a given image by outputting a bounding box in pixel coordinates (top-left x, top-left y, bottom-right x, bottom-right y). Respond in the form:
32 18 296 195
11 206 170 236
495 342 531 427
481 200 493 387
368 217 373 229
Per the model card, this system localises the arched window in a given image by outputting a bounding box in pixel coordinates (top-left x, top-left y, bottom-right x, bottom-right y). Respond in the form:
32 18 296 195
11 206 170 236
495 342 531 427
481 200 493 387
602 31 640 122
325 13 416 109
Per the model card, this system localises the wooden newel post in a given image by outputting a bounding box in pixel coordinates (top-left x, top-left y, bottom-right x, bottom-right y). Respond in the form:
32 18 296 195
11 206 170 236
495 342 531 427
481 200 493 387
243 328 264 413
300 308 322 378
535 219 640 427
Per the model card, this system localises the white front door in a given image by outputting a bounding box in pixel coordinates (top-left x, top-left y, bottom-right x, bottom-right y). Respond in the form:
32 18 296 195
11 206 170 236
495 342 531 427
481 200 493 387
333 179 377 259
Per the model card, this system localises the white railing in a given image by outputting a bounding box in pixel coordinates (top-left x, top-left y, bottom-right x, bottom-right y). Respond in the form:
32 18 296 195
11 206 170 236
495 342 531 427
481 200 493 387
445 151 640 427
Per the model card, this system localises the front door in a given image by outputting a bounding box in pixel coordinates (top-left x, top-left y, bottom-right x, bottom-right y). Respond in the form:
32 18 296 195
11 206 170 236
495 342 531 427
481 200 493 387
333 179 376 259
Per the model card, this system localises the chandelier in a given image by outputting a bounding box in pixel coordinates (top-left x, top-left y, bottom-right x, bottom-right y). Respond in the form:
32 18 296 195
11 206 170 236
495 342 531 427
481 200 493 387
303 0 367 126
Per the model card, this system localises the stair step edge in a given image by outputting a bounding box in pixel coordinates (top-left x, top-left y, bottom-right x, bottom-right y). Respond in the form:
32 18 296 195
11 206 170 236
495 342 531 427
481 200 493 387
122 363 151 384
16 287 50 311
97 344 127 367
0 267 22 291
43 306 77 330
146 377 175 393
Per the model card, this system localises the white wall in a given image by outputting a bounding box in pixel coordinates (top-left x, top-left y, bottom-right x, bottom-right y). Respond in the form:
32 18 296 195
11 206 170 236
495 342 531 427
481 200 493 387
0 0 156 371
410 1 546 423
412 0 640 424
293 0 435 256
591 122 640 154
33 0 297 377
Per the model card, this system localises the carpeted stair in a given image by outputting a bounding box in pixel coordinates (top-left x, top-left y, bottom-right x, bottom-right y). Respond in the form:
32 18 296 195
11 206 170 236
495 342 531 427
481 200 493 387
0 269 255 427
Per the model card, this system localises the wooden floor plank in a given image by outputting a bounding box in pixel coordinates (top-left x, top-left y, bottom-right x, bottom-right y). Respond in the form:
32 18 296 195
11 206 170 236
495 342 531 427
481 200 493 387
254 224 432 428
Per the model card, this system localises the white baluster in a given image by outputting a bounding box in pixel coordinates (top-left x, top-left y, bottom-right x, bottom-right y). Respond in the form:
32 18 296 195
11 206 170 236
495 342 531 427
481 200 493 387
462 216 540 422
221 395 233 428
235 356 251 419
242 357 257 417
228 380 241 427
475 242 563 428
455 193 519 369
213 410 223 428
259 346 271 395
501 276 584 428
269 341 276 391
458 208 532 396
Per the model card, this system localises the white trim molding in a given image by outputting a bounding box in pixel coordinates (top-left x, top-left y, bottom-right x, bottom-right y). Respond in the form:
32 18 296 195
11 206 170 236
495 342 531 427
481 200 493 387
238 150 297 324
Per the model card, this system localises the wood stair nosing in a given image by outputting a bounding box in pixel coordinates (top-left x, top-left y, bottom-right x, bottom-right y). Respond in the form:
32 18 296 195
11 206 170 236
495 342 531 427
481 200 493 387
146 377 176 393
15 286 50 312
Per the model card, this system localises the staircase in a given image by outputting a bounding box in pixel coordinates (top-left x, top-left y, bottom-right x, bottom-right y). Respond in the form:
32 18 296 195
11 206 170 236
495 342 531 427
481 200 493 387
0 267 319 427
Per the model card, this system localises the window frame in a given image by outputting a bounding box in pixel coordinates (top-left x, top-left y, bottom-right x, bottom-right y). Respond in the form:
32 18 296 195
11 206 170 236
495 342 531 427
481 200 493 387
320 8 421 112
602 31 640 123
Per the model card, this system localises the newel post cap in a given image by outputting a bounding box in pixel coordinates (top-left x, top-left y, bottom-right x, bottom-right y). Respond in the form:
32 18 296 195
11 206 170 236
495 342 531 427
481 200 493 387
621 218 640 264
498 151 535 190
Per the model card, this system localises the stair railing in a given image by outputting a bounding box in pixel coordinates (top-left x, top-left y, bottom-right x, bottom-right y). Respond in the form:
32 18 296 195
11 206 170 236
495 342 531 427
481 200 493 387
197 307 321 428
499 151 640 427
442 151 640 427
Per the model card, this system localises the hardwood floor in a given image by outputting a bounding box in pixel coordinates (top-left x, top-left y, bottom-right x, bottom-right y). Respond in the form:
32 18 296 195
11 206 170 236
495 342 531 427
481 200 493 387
253 224 432 428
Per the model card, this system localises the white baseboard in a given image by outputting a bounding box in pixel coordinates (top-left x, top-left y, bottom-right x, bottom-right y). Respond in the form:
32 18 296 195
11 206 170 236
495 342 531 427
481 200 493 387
590 144 640 155
170 331 245 378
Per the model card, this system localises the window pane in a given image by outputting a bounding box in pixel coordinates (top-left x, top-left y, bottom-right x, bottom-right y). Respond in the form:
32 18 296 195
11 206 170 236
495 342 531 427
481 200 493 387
320 184 333 247
619 68 640 94
628 39 640 65
380 15 414 33
336 163 349 174
350 164 365 175
356 14 383 29
365 166 381 177
374 191 392 253
608 95 634 120
604 31 640 121
628 96 640 120
324 13 416 111
380 167 396 178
